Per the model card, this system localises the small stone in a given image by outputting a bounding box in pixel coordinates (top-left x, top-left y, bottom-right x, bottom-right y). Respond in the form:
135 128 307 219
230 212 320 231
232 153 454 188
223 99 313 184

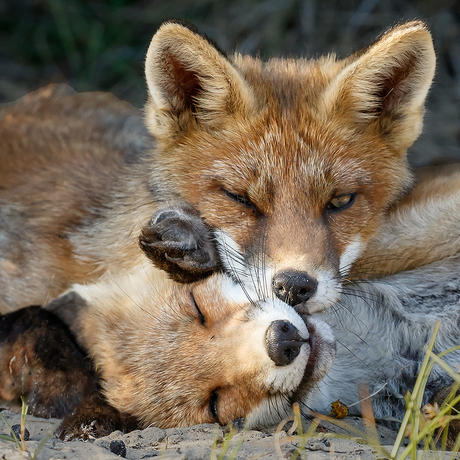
232 418 245 431
11 424 30 441
110 439 127 457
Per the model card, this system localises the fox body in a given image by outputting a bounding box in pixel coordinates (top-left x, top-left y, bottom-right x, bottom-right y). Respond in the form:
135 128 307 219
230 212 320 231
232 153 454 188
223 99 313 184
69 254 460 428
0 20 438 313
1 167 460 436
68 250 460 430
1 19 458 437
0 85 157 311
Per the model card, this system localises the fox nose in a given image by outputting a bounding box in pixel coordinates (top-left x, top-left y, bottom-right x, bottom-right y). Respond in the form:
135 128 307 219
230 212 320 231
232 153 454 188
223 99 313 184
265 320 306 366
272 271 318 306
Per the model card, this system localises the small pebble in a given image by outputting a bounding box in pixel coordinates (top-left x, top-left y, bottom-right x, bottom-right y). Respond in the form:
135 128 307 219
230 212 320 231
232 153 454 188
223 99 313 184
11 424 30 441
110 440 127 457
232 417 245 431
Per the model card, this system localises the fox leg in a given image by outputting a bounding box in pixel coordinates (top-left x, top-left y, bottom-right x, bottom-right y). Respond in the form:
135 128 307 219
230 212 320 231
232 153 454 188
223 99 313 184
0 305 138 439
0 306 95 418
58 391 138 441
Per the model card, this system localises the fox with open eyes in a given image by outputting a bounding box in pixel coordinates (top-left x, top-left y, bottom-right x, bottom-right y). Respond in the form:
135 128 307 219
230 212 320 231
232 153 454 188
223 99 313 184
0 20 437 314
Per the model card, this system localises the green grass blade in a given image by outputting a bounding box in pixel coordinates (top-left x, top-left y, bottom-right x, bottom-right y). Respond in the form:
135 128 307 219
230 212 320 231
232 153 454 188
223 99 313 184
450 430 460 458
392 320 440 460
20 397 29 451
0 434 19 443
427 352 460 384
216 425 238 460
31 420 62 460
0 411 21 449
437 345 460 359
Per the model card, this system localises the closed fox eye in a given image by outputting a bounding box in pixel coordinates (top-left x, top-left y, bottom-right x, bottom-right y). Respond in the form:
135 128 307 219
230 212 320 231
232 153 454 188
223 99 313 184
222 188 258 212
326 192 356 212
191 291 206 326
209 390 220 423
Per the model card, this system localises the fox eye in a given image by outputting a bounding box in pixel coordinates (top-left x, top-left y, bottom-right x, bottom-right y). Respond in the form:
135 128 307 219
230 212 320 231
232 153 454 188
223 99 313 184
222 189 258 212
191 292 206 326
327 193 356 212
209 390 220 423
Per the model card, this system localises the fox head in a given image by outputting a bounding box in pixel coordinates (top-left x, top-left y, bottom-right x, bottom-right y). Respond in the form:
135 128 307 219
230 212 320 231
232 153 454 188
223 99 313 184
144 21 435 312
61 268 335 429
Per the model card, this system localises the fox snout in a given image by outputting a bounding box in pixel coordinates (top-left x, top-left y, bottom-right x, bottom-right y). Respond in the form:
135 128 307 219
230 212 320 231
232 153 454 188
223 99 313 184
265 319 309 366
272 271 318 307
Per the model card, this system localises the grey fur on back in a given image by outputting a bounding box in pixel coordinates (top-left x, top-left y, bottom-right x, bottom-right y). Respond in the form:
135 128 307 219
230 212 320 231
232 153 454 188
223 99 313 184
308 256 460 420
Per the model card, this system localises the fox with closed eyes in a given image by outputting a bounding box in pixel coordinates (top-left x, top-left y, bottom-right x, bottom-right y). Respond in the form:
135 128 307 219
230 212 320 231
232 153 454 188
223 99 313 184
2 163 460 440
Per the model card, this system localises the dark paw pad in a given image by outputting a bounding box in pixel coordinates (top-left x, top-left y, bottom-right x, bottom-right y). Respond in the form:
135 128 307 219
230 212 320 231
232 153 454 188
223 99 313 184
139 203 221 283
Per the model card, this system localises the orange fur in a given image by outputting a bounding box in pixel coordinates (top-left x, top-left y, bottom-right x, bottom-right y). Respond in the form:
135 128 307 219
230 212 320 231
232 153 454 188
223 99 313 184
47 162 460 430
0 85 155 311
53 270 335 429
354 163 460 277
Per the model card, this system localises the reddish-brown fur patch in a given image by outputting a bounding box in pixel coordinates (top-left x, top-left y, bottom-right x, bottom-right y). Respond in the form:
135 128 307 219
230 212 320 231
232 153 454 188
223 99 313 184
0 21 437 314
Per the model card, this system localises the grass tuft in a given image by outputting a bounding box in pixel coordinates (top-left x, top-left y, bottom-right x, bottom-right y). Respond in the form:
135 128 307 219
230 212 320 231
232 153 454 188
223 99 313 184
0 398 60 459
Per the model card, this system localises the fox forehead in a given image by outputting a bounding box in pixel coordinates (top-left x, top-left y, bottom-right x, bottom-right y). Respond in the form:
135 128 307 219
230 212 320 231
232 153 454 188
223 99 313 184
167 112 400 212
231 53 343 105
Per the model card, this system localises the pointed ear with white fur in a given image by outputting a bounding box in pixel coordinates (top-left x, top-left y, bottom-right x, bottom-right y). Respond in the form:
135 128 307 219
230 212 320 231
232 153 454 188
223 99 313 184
145 21 256 139
323 21 435 152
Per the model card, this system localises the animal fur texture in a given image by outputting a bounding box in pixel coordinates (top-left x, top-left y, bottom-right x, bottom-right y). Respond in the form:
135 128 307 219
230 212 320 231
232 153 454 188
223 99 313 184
311 255 460 419
2 161 460 436
143 20 436 311
63 170 460 430
0 19 458 437
0 85 156 311
3 166 458 436
0 20 438 314
51 269 336 432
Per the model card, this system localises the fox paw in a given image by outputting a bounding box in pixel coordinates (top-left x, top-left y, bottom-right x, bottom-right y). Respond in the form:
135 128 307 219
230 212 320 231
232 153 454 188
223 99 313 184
139 203 221 283
58 393 138 441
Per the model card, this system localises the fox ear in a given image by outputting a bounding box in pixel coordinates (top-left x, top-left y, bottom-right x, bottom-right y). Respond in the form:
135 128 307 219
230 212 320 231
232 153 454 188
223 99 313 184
324 21 435 152
145 21 256 138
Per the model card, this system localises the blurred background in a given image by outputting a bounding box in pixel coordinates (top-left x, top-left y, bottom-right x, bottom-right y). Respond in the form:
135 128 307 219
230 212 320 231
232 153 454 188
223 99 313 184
1 0 460 165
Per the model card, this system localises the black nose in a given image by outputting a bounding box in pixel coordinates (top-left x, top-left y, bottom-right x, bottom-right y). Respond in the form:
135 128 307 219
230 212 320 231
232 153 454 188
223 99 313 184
272 271 318 306
265 320 306 366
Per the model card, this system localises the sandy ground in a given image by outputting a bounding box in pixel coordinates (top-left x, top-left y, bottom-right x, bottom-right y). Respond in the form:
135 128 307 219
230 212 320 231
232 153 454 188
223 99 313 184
1 410 459 460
